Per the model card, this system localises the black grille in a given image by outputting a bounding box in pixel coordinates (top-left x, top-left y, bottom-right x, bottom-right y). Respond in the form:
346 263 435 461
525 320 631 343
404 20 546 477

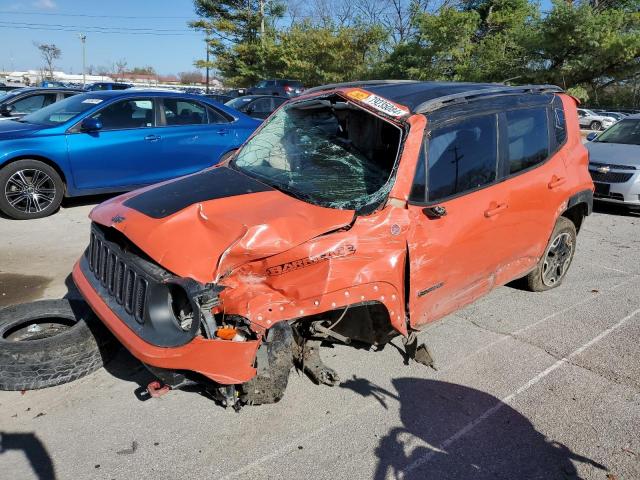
88 230 148 324
589 170 634 183
590 162 636 171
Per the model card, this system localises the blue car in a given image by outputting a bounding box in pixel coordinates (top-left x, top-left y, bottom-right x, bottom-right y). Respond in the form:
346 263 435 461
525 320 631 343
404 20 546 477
0 90 260 219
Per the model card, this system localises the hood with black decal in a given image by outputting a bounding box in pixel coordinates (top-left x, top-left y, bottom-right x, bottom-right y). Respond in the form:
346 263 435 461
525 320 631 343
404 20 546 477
89 166 355 283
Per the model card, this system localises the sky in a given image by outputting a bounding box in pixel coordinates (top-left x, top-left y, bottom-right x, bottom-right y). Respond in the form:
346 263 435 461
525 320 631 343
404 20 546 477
0 0 557 76
0 0 205 75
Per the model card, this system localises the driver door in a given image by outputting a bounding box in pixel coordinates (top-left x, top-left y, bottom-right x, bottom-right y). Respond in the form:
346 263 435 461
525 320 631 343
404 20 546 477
66 97 163 191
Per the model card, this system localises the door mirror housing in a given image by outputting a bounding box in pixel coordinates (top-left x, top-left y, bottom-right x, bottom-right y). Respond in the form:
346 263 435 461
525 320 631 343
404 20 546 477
81 117 103 132
245 105 254 115
586 132 598 142
423 205 447 218
0 104 15 117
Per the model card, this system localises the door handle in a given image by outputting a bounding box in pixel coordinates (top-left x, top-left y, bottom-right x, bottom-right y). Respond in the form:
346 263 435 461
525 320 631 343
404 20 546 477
216 129 229 135
144 134 161 142
548 175 566 189
484 202 508 217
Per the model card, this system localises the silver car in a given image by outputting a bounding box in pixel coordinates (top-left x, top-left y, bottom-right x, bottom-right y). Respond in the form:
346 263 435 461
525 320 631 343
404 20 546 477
586 114 640 209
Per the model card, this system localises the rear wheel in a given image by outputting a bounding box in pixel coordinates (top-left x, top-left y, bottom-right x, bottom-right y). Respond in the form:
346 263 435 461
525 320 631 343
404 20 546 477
525 217 577 292
0 159 64 219
589 121 602 131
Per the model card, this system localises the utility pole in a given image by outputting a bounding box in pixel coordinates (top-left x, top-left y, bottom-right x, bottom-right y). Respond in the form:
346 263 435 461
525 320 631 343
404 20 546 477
79 33 87 86
260 0 265 45
205 34 210 93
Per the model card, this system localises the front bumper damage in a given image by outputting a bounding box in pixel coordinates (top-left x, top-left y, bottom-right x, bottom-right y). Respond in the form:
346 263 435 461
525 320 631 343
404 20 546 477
72 261 260 385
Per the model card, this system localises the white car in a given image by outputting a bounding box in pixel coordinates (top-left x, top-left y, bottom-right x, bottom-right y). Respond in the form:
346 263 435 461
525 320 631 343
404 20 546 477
577 108 616 131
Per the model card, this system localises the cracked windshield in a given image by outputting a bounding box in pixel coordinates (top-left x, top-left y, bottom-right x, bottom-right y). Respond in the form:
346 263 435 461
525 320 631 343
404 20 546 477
233 96 402 210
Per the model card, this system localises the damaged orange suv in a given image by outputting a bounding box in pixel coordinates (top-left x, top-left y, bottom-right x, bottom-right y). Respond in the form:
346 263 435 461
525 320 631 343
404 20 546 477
73 81 594 407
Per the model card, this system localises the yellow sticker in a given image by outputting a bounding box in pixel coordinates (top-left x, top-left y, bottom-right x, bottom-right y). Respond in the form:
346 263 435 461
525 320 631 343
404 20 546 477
347 90 371 101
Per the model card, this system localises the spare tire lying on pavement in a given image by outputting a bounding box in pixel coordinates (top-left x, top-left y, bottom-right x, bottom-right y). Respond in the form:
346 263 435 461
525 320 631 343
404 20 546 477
0 299 117 391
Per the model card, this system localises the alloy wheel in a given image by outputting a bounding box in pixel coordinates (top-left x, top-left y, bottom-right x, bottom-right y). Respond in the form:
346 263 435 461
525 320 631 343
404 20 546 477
542 232 574 287
4 168 56 214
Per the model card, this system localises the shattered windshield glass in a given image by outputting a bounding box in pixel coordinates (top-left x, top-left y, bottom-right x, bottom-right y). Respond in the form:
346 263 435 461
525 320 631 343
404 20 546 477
232 95 402 211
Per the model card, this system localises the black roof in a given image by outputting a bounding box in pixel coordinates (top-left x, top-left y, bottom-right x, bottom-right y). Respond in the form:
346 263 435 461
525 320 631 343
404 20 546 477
305 80 562 113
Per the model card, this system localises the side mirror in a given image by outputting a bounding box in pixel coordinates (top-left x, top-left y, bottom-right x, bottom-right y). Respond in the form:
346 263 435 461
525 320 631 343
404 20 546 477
245 105 254 115
586 132 598 142
0 104 15 117
81 117 103 132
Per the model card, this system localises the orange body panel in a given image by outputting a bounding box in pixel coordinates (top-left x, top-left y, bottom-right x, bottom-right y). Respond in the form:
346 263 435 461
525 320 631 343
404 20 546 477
72 88 593 385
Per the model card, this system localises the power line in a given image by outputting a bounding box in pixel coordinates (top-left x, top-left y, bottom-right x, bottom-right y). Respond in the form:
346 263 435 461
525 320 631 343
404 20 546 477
0 23 200 36
2 21 195 33
0 10 197 20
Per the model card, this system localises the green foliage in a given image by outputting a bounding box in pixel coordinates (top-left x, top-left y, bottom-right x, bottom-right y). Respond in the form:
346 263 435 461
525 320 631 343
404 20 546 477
190 0 640 105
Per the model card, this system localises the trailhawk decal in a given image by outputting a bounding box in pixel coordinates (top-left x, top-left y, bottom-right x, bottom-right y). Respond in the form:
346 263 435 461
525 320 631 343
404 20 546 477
266 245 356 276
346 89 409 117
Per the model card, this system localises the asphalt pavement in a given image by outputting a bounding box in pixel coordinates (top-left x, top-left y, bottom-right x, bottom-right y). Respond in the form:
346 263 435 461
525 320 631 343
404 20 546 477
0 198 639 480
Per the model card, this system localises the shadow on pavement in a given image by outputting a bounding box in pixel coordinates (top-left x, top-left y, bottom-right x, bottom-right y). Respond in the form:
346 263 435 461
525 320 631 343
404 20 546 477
593 201 640 218
0 431 56 480
60 192 119 210
341 376 607 480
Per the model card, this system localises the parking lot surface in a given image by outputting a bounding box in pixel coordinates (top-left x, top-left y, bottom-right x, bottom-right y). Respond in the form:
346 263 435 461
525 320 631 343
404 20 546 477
0 200 639 480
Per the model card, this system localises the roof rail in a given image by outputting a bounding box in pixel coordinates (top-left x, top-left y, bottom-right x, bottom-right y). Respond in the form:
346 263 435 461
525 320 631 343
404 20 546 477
414 84 563 113
304 79 418 95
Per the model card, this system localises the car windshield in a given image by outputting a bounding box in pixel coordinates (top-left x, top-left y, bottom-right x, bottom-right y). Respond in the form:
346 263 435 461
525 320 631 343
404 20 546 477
232 95 402 211
20 94 102 126
594 119 640 145
225 97 254 109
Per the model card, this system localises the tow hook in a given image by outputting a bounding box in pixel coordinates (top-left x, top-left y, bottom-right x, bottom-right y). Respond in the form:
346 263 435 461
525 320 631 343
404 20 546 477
146 380 171 398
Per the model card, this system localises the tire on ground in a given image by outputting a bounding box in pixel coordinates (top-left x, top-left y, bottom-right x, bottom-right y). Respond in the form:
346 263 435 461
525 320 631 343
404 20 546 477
239 322 294 405
525 216 577 292
0 159 64 220
0 299 118 390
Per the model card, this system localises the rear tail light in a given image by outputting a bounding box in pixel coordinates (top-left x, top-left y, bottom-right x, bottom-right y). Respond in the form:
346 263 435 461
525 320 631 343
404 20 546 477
284 85 293 92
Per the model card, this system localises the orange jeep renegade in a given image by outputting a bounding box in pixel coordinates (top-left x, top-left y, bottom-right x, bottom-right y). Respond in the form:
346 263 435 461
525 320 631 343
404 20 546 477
73 81 594 407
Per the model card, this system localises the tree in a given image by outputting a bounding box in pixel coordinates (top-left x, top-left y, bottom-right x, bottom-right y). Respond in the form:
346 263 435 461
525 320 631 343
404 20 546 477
178 71 204 84
130 66 156 75
35 43 61 80
114 59 128 81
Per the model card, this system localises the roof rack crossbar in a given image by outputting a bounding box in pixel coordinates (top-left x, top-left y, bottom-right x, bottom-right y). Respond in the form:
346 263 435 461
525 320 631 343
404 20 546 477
304 80 418 95
414 84 563 114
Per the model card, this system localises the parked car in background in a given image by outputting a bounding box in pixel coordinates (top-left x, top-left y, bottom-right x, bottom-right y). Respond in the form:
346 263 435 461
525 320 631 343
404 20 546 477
205 93 233 104
224 88 248 98
0 90 260 219
0 87 81 121
586 114 640 210
71 81 592 408
600 111 626 122
247 79 304 97
84 82 131 91
225 95 287 120
577 108 616 131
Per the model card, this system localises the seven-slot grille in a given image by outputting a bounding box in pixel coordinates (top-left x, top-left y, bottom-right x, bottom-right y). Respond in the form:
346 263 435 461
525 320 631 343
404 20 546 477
87 230 148 323
588 170 634 183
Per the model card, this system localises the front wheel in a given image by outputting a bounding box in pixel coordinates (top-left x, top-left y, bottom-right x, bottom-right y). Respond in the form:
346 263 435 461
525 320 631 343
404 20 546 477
0 159 64 219
525 217 577 292
589 121 602 131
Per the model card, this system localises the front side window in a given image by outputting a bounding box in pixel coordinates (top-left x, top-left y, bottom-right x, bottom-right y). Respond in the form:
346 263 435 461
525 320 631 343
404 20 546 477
425 114 498 202
92 98 154 130
248 98 272 114
163 99 207 125
12 93 56 114
506 107 549 174
232 95 401 211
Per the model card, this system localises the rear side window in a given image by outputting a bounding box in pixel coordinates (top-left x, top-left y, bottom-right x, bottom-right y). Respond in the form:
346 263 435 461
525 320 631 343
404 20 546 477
163 99 207 125
424 114 498 202
505 108 549 174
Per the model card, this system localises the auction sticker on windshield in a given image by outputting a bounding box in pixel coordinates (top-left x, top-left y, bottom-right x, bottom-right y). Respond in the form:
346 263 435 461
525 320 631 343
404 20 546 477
346 89 409 118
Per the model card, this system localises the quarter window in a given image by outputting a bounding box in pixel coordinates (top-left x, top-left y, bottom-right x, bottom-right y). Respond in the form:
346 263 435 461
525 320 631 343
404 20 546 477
506 108 549 174
424 114 498 202
163 99 207 125
553 97 567 146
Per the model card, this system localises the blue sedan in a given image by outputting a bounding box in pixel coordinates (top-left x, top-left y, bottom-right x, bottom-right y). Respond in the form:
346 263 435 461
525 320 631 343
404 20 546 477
0 90 260 219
